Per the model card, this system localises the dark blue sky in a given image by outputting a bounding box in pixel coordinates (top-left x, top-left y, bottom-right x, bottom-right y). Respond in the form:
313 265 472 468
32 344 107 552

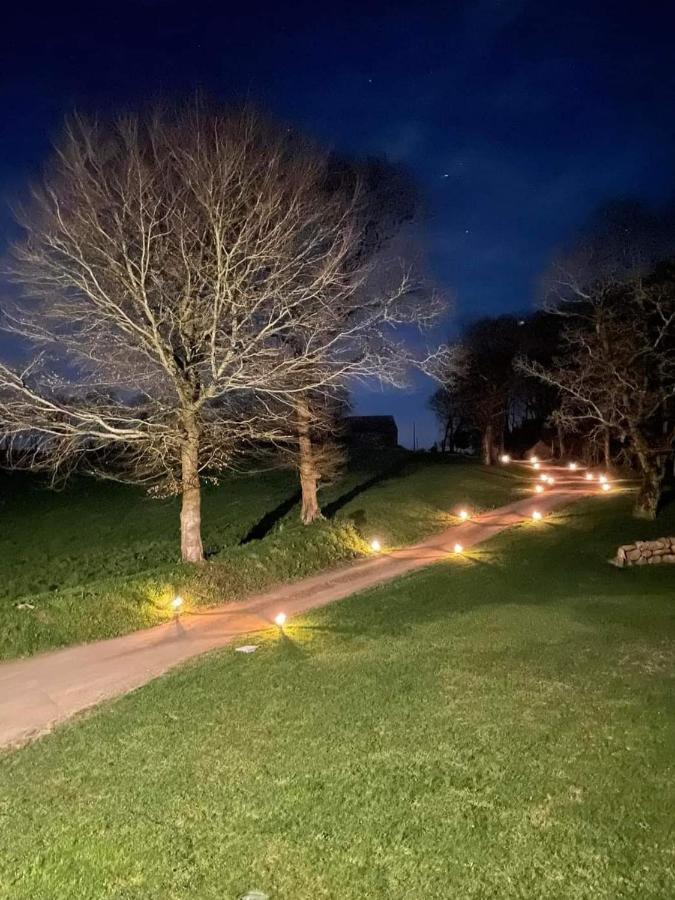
2 0 674 446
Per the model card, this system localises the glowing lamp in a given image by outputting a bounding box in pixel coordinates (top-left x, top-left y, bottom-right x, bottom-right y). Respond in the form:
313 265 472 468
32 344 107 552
532 510 542 521
274 612 287 627
546 476 555 485
539 473 547 481
599 474 608 484
535 484 544 493
601 482 611 492
458 509 469 520
568 462 577 471
533 462 541 470
171 596 183 612
453 542 463 554
500 454 511 463
585 472 594 481
531 455 539 463
370 538 382 552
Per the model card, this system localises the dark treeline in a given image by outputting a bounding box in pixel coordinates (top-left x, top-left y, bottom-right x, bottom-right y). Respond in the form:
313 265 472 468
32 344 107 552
431 200 675 520
430 311 561 463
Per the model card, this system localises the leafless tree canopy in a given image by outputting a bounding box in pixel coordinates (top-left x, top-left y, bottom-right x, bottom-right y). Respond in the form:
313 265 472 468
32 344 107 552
519 203 675 518
520 270 675 517
0 103 444 558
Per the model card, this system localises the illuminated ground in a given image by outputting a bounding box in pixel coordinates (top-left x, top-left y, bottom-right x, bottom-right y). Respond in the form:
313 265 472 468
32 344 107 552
1 494 673 898
0 479 585 749
0 456 523 659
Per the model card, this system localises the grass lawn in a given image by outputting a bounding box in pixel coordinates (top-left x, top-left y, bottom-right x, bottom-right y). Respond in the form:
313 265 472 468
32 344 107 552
0 455 523 659
1 493 673 898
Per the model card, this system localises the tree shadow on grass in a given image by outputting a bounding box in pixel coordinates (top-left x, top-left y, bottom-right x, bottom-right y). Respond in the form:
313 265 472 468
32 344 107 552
240 460 410 543
240 490 302 544
322 460 408 520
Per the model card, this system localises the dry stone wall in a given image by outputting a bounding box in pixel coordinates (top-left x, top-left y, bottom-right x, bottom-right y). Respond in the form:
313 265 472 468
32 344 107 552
612 538 675 567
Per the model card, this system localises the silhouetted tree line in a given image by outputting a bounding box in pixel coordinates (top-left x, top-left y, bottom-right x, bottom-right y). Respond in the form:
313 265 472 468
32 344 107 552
430 312 561 463
431 200 675 519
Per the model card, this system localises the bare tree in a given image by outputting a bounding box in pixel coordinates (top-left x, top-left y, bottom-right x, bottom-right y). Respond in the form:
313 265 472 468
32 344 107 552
519 268 675 517
273 156 439 522
437 317 523 464
429 385 465 453
266 252 443 522
0 104 438 559
263 389 347 523
519 201 675 518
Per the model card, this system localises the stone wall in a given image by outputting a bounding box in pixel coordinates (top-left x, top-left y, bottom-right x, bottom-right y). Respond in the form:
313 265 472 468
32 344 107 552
612 538 675 567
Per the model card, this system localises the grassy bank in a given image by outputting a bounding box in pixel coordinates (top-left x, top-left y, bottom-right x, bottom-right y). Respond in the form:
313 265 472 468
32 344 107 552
1 494 673 898
0 456 523 658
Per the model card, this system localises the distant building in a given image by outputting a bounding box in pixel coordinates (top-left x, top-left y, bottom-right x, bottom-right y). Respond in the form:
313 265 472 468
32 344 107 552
344 415 399 450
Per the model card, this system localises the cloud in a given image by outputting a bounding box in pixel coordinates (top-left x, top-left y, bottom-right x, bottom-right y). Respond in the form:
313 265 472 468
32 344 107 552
370 120 426 162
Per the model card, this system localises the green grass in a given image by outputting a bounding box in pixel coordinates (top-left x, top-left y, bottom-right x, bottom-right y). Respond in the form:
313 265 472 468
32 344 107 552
1 494 673 898
0 455 523 659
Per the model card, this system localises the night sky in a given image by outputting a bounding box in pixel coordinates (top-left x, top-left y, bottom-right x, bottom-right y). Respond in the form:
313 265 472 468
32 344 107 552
2 0 674 447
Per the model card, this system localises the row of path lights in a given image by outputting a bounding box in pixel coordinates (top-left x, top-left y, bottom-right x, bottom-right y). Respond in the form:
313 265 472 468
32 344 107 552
497 453 616 526
260 455 617 632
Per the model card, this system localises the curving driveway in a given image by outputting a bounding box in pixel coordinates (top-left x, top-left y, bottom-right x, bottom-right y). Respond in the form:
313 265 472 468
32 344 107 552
0 467 597 750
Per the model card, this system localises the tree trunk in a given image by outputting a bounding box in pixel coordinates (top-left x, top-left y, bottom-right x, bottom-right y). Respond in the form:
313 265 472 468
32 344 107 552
180 415 204 562
633 452 664 520
441 418 451 453
603 426 613 472
481 422 494 466
297 396 322 524
557 423 565 459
